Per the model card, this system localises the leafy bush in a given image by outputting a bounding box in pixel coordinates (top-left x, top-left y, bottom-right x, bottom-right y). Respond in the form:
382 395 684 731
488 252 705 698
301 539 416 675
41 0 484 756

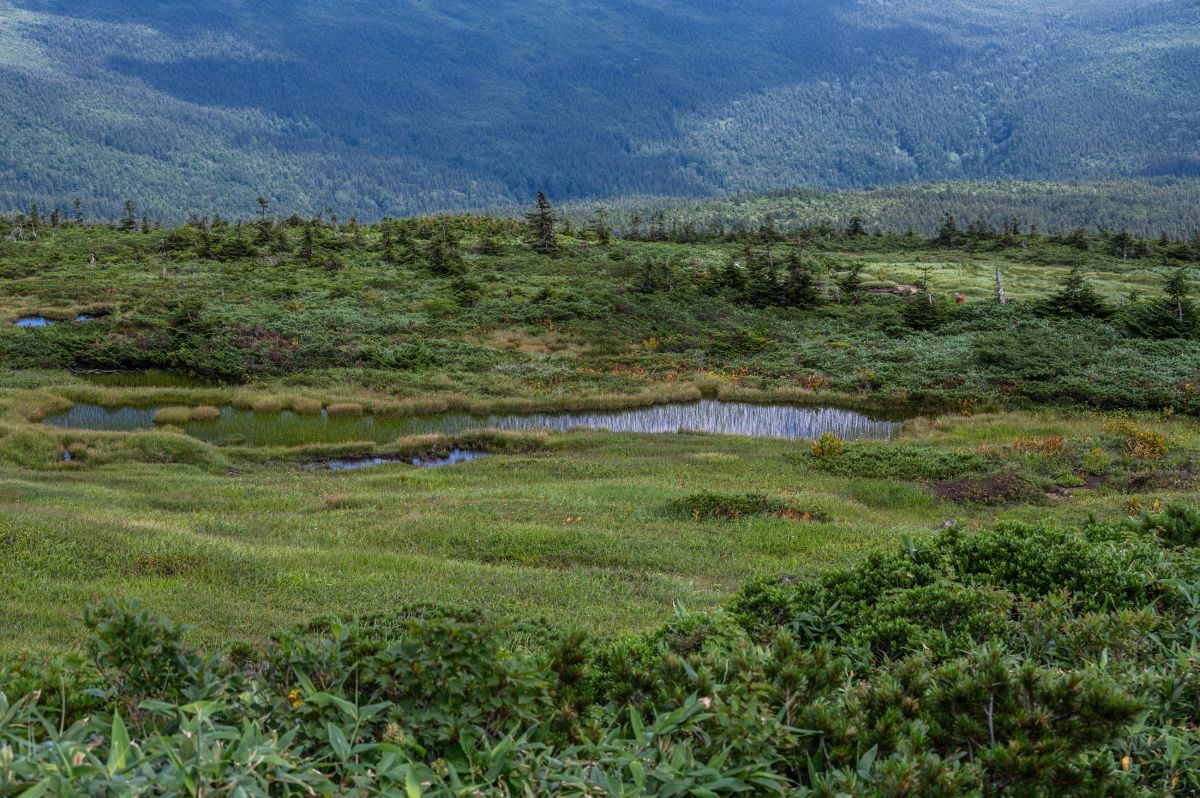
810 431 846 458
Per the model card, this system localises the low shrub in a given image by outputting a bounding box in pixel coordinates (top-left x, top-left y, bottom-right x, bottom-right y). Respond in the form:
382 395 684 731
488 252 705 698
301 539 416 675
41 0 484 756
810 431 845 458
669 491 825 522
1125 502 1200 547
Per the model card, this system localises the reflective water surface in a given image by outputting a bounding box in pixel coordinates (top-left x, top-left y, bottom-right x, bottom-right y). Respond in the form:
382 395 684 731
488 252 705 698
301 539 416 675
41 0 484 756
44 400 904 446
303 450 489 471
15 315 95 326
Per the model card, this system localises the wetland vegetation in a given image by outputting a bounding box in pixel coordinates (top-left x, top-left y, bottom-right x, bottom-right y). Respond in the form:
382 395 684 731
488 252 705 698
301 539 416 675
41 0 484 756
2 197 1199 794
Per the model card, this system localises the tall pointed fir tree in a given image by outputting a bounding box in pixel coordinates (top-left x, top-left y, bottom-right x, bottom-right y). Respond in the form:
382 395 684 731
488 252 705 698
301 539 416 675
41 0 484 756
526 191 559 255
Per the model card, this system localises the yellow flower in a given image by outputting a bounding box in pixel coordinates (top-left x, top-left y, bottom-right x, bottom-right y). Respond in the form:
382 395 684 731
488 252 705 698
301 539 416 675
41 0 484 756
1121 754 1131 772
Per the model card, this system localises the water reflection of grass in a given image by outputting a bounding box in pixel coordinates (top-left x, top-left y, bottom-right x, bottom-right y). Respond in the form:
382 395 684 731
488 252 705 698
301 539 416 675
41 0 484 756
43 399 904 447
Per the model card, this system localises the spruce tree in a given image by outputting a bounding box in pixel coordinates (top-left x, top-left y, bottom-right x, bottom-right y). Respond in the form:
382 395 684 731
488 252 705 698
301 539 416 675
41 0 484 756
426 228 466 276
588 206 612 245
120 201 138 233
741 244 775 305
837 264 864 301
300 222 315 262
1124 266 1197 339
526 191 559 255
781 250 821 308
1110 228 1134 260
936 213 959 247
1165 266 1191 322
1041 266 1111 318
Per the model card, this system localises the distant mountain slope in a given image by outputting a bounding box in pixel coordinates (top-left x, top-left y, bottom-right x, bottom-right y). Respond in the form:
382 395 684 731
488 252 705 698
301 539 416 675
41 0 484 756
0 0 1197 218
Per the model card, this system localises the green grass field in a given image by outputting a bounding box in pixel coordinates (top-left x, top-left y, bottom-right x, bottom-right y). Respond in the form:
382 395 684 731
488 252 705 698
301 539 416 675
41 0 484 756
2 216 1198 653
3 399 1196 654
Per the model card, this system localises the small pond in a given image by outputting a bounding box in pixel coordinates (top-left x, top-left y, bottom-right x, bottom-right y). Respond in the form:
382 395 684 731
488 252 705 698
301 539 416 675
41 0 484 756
43 400 904 446
15 315 95 327
305 450 488 471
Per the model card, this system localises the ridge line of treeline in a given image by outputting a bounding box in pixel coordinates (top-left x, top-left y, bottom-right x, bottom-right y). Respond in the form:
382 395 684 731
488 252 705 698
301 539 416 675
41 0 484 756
5 177 1199 239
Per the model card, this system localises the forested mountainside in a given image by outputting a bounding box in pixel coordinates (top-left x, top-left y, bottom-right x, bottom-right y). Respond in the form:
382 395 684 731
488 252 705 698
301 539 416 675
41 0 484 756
0 0 1198 219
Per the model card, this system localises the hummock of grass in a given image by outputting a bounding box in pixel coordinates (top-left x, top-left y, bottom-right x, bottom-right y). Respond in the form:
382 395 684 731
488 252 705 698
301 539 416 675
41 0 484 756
153 406 194 426
326 402 365 417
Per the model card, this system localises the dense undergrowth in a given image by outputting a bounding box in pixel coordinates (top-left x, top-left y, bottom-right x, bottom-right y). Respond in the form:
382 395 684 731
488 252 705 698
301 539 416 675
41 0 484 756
1 210 1198 416
2 505 1198 795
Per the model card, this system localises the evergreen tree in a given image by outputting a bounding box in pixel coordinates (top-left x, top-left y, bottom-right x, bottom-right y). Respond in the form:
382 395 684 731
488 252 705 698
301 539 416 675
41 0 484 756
588 207 612 245
255 197 272 245
1110 228 1134 260
72 198 83 225
526 191 559 255
1063 228 1090 251
300 222 315 262
936 213 959 247
846 215 866 238
649 211 666 242
1040 266 1111 318
1124 267 1197 339
29 205 40 230
120 201 138 233
426 229 467 276
742 244 775 306
904 266 947 330
837 264 864 301
1165 266 1191 322
781 250 821 308
720 252 745 294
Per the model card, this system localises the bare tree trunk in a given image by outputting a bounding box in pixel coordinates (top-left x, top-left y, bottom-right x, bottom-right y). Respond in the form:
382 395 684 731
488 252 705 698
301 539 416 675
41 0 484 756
995 267 1007 305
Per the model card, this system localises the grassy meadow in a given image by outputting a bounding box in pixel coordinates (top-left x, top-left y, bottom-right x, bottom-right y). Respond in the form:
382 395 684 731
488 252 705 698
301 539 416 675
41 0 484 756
1 213 1199 652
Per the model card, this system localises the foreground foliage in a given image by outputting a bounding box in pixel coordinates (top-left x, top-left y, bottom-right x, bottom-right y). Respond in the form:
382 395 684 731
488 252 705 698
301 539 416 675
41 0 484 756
3 506 1199 795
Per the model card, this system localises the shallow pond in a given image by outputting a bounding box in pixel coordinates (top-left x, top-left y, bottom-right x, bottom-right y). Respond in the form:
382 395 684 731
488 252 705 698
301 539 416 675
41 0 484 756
305 450 489 471
43 400 904 446
15 315 95 326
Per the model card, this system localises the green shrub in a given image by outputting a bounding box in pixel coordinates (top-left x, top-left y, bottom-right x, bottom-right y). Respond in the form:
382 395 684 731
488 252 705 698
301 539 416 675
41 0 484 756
669 491 825 521
814 442 988 479
810 431 846 458
1125 502 1200 547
